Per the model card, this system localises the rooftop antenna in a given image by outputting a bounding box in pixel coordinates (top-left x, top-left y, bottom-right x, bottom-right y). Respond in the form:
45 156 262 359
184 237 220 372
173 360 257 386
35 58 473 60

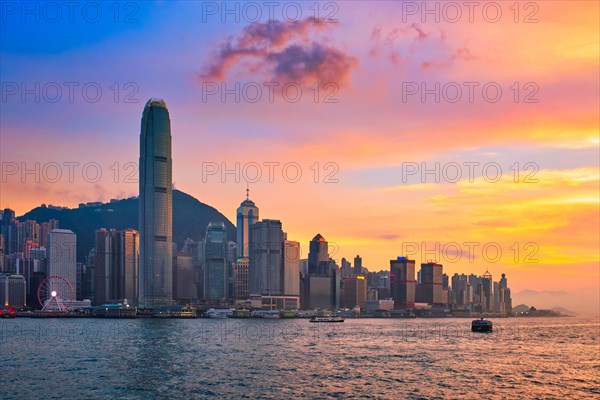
246 182 250 200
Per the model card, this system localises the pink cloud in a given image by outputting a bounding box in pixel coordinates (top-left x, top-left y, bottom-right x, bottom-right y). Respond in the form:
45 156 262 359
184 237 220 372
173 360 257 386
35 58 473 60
199 18 357 86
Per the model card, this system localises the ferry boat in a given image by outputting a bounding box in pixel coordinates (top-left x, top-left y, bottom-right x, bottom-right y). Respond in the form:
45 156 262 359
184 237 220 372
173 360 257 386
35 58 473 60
471 318 493 332
0 306 17 318
310 316 345 323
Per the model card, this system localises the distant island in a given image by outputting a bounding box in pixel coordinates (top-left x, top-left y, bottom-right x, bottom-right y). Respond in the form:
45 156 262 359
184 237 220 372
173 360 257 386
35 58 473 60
512 304 576 317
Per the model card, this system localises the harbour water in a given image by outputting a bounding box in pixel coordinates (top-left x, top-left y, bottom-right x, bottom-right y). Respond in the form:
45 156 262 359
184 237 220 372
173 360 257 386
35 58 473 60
1 317 598 399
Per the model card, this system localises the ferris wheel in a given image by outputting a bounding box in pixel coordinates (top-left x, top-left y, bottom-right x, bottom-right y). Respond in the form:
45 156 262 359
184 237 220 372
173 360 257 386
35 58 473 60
37 276 75 311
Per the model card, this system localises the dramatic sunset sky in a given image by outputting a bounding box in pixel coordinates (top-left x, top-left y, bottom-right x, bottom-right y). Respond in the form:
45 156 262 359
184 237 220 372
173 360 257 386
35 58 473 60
1 1 598 314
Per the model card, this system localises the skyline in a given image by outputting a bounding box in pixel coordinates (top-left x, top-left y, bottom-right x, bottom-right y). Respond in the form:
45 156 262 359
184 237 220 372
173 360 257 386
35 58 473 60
1 2 599 315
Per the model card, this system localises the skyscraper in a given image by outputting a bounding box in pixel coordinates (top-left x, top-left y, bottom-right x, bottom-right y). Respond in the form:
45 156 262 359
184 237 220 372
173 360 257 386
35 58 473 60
420 262 443 305
283 240 300 296
204 222 228 301
121 229 140 303
234 258 249 299
0 234 4 272
94 228 139 305
139 98 173 306
481 270 493 312
173 253 195 303
308 234 328 275
0 274 26 307
94 229 113 305
343 275 367 309
353 255 362 275
390 256 416 309
249 219 284 295
1 209 16 256
236 188 259 258
47 229 77 296
340 257 352 278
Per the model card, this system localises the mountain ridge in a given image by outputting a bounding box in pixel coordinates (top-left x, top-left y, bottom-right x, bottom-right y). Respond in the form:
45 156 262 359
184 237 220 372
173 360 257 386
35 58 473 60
18 189 236 261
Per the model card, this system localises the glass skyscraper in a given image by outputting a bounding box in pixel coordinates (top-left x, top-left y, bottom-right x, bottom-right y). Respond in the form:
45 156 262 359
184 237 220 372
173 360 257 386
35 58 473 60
139 98 173 306
236 189 259 258
249 219 284 295
308 234 329 275
204 222 228 300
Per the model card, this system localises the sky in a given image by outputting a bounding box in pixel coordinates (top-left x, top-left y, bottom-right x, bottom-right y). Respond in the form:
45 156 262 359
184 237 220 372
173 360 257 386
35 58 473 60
1 1 598 314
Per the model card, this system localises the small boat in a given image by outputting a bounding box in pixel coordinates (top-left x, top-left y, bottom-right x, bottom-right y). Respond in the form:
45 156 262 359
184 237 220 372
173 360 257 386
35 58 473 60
472 318 493 332
0 306 17 318
310 316 345 323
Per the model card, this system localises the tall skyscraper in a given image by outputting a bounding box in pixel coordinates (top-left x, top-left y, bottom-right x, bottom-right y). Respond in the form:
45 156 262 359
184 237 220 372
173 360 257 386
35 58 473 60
94 229 113 305
121 229 140 303
420 262 443 305
173 253 195 303
234 258 249 299
390 256 416 309
499 273 508 289
451 273 469 307
204 222 228 301
303 234 341 310
340 257 352 278
47 229 77 296
0 234 4 272
1 209 19 272
481 270 493 312
283 240 300 296
236 188 259 258
353 255 363 275
249 219 284 295
308 234 328 275
343 275 367 309
139 98 173 306
94 228 139 305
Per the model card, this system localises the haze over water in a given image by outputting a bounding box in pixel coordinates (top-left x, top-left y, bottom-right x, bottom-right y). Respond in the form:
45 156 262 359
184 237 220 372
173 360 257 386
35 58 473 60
2 318 598 399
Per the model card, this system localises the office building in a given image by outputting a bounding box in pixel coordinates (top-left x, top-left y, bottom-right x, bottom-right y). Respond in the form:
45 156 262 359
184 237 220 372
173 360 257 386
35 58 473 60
139 97 173 306
343 275 367 309
173 253 195 303
249 219 284 295
308 234 328 274
234 258 249 299
390 256 416 309
283 240 300 296
353 255 363 275
340 257 352 278
94 229 139 305
236 188 259 258
47 229 77 296
204 222 229 301
0 274 26 308
481 270 493 312
419 261 443 305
